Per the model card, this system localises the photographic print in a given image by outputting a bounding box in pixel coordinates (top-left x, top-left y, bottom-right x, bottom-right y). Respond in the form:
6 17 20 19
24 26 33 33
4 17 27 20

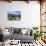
0 0 46 46
8 11 21 21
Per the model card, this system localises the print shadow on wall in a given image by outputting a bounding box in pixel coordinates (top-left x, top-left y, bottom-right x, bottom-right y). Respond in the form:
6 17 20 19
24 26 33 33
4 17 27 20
8 11 21 21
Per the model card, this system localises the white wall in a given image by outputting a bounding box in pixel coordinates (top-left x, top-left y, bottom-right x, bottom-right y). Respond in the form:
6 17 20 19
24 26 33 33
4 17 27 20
0 1 40 28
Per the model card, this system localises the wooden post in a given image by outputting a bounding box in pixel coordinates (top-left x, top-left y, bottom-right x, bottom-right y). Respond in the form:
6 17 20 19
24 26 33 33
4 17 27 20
40 1 43 32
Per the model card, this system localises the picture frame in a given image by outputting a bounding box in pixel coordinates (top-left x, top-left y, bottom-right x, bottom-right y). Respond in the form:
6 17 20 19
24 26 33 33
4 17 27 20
8 11 21 21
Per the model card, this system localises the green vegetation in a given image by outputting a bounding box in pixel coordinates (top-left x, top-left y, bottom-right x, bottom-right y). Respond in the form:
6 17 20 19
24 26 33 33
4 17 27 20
32 27 43 40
